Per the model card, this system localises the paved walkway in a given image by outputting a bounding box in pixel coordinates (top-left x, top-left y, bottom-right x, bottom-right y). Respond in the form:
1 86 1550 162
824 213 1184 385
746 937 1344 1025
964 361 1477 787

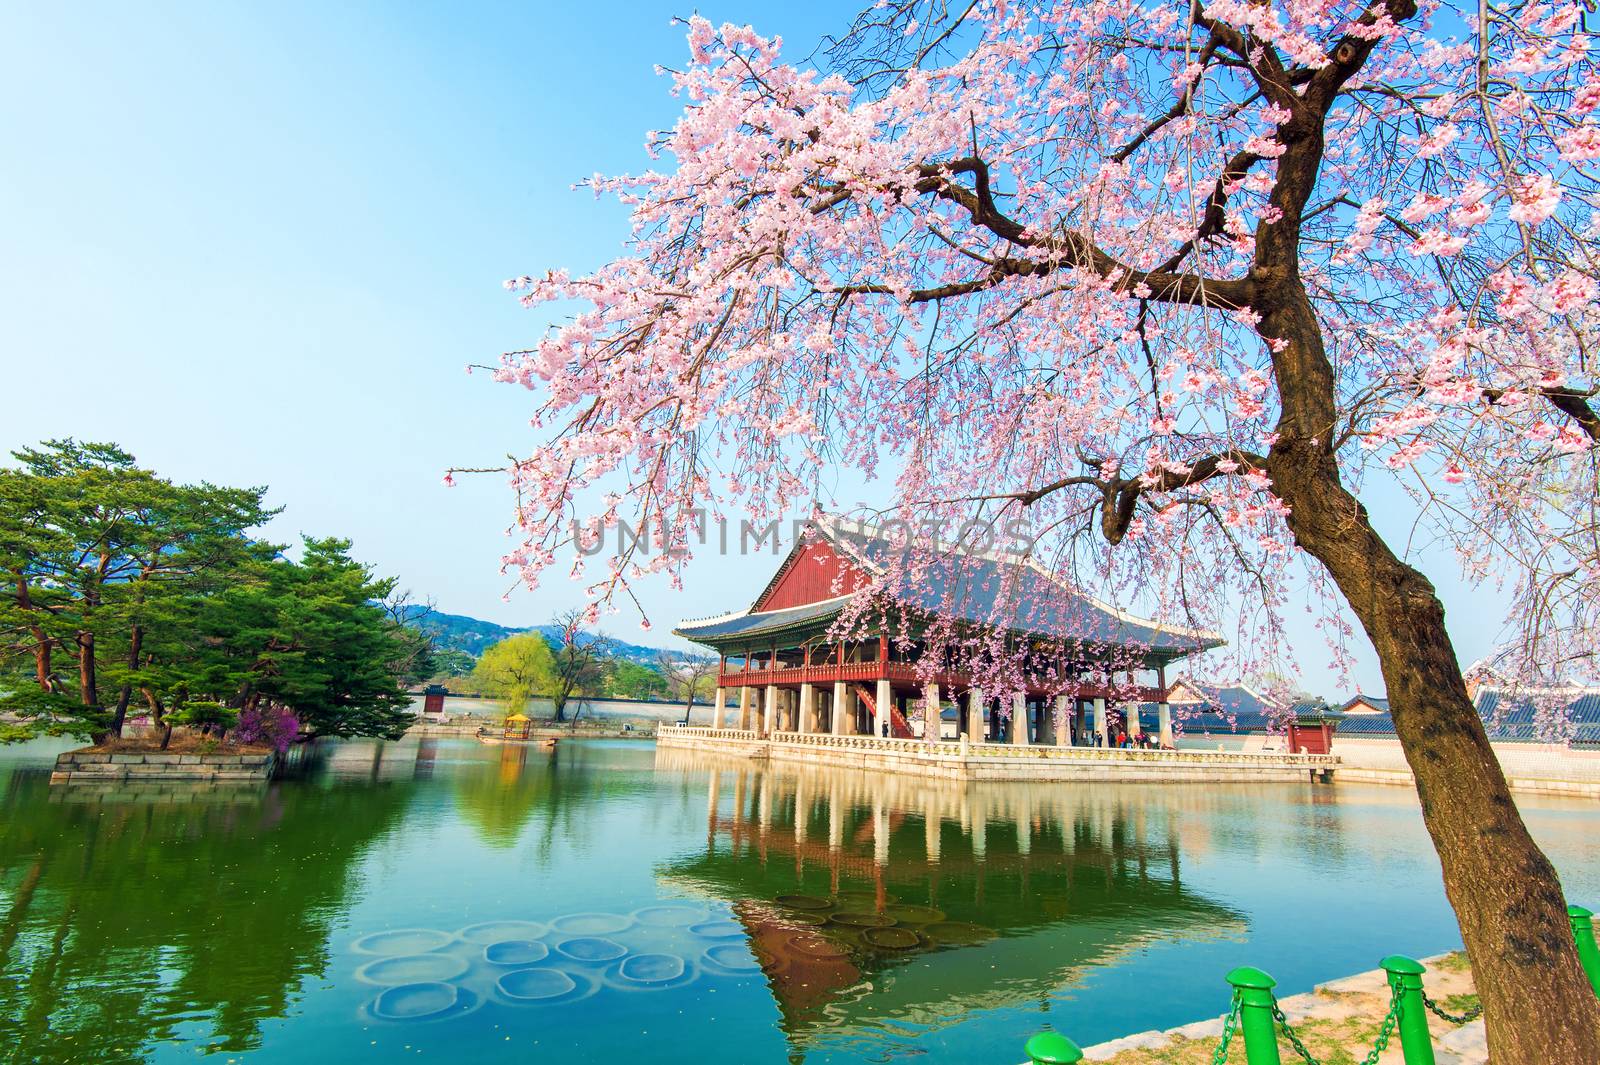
1066 952 1484 1064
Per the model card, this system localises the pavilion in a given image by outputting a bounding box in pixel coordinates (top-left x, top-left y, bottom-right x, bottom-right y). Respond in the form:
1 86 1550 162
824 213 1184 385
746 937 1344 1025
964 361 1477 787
672 516 1223 751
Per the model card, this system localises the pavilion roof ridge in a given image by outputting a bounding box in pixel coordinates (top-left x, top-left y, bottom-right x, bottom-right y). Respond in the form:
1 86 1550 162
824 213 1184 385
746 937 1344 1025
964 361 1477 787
815 512 1224 647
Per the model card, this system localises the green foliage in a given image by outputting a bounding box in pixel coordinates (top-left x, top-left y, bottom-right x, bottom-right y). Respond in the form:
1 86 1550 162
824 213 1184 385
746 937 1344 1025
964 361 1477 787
166 700 237 735
600 658 668 700
470 634 557 715
430 648 476 678
0 440 427 744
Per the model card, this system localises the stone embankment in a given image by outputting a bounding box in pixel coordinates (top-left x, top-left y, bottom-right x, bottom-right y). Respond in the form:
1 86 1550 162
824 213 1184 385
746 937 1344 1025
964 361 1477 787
408 715 657 740
50 747 275 785
1059 952 1484 1065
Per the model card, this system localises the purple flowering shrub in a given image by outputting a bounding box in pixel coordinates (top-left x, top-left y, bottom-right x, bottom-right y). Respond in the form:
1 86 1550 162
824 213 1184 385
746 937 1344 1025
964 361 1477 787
233 704 301 754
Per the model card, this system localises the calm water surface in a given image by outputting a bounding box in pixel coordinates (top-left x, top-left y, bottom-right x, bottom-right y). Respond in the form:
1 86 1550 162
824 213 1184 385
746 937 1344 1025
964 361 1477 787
2 737 1597 1064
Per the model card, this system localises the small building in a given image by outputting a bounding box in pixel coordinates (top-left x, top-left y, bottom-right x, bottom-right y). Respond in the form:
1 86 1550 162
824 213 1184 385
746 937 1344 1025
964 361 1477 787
672 517 1222 750
1340 694 1389 716
1336 686 1600 747
421 684 449 716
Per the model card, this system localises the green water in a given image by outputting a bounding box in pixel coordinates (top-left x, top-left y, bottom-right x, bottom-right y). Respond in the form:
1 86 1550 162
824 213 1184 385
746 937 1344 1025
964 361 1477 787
2 737 1597 1064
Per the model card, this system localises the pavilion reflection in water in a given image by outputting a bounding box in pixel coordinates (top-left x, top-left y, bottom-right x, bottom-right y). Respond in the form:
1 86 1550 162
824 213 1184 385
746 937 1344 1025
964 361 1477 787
655 747 1246 1049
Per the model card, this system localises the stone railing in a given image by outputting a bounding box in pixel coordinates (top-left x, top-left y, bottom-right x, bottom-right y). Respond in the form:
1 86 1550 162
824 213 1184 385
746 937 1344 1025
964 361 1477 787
662 726 761 742
658 725 1338 768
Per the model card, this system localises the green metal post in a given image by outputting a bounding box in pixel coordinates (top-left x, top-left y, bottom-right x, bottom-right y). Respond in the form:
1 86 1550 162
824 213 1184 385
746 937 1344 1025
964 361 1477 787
1382 955 1436 1065
1571 905 1600 998
1023 1031 1083 1064
1226 966 1282 1065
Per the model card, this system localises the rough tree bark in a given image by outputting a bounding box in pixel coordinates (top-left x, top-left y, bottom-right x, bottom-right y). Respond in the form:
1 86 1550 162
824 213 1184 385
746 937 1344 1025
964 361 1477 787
1202 0 1600 1055
1258 240 1600 1065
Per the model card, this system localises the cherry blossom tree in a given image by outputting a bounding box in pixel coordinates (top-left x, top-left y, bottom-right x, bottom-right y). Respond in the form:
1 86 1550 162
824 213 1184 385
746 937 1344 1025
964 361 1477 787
471 1 1600 1056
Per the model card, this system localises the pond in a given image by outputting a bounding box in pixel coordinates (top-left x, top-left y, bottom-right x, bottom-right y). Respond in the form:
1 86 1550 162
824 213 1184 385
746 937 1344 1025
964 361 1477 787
1 736 1597 1064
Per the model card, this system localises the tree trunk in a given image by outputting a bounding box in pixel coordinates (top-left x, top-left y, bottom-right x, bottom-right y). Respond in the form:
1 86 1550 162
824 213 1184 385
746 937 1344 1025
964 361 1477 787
108 624 142 740
76 630 96 708
1261 289 1600 1062
13 571 55 691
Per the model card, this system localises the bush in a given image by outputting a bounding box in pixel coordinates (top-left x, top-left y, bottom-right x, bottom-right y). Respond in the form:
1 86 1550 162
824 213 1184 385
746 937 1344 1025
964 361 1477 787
233 704 301 754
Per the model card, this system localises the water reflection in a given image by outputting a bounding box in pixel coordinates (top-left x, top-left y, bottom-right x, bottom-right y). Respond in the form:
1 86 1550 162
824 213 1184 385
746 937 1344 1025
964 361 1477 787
654 747 1248 1051
0 764 413 1064
5 737 1590 1064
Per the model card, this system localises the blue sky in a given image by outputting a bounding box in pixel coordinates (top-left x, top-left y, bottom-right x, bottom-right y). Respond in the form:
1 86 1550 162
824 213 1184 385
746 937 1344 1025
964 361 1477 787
0 3 1507 697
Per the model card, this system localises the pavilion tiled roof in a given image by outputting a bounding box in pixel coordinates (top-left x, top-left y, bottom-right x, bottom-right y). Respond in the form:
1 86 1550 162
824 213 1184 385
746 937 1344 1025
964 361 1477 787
674 516 1222 657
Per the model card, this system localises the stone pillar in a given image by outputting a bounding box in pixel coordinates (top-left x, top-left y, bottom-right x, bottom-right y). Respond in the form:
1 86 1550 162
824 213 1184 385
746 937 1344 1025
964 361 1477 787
1093 696 1108 745
713 686 728 729
967 688 985 744
875 677 892 739
1011 693 1030 746
1055 695 1071 747
923 683 941 744
1126 689 1142 740
832 681 848 735
740 686 754 731
764 684 778 734
1159 700 1173 747
799 682 815 735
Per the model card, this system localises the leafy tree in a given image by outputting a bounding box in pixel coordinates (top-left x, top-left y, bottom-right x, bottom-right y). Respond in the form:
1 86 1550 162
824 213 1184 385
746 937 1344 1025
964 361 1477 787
0 443 422 744
470 633 556 716
0 439 273 736
600 658 668 700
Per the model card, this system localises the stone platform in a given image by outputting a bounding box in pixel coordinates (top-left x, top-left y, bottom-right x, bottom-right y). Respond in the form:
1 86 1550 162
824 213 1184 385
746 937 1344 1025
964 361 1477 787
50 747 276 785
656 725 1338 783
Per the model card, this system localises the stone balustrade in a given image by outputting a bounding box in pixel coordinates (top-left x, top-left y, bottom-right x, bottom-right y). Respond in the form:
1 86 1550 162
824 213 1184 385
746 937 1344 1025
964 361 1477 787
657 724 1338 783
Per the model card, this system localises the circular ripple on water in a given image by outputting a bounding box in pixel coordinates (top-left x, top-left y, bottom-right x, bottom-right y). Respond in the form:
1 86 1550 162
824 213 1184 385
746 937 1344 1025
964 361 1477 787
787 932 850 960
351 928 454 956
774 893 831 911
455 920 547 945
688 919 745 940
829 911 896 929
483 940 550 967
355 953 470 986
369 981 479 1022
861 926 922 951
701 943 763 975
607 952 696 991
884 904 946 925
632 904 705 928
555 936 628 963
549 912 633 936
496 967 599 1006
923 921 995 946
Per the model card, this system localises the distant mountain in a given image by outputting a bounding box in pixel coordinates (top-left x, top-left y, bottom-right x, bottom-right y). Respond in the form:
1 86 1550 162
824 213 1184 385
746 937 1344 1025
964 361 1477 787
407 608 710 666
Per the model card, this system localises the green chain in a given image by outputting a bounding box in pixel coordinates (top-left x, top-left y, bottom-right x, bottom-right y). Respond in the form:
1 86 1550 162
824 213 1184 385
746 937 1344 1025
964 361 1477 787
1210 994 1241 1065
1271 982 1404 1065
1422 991 1484 1024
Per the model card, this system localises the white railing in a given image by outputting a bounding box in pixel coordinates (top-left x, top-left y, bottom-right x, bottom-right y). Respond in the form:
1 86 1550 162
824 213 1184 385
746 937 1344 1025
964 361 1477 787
658 725 1338 767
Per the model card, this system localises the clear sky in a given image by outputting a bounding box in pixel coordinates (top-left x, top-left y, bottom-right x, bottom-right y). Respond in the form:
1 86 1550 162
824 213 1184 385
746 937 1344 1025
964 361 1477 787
0 2 1509 698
